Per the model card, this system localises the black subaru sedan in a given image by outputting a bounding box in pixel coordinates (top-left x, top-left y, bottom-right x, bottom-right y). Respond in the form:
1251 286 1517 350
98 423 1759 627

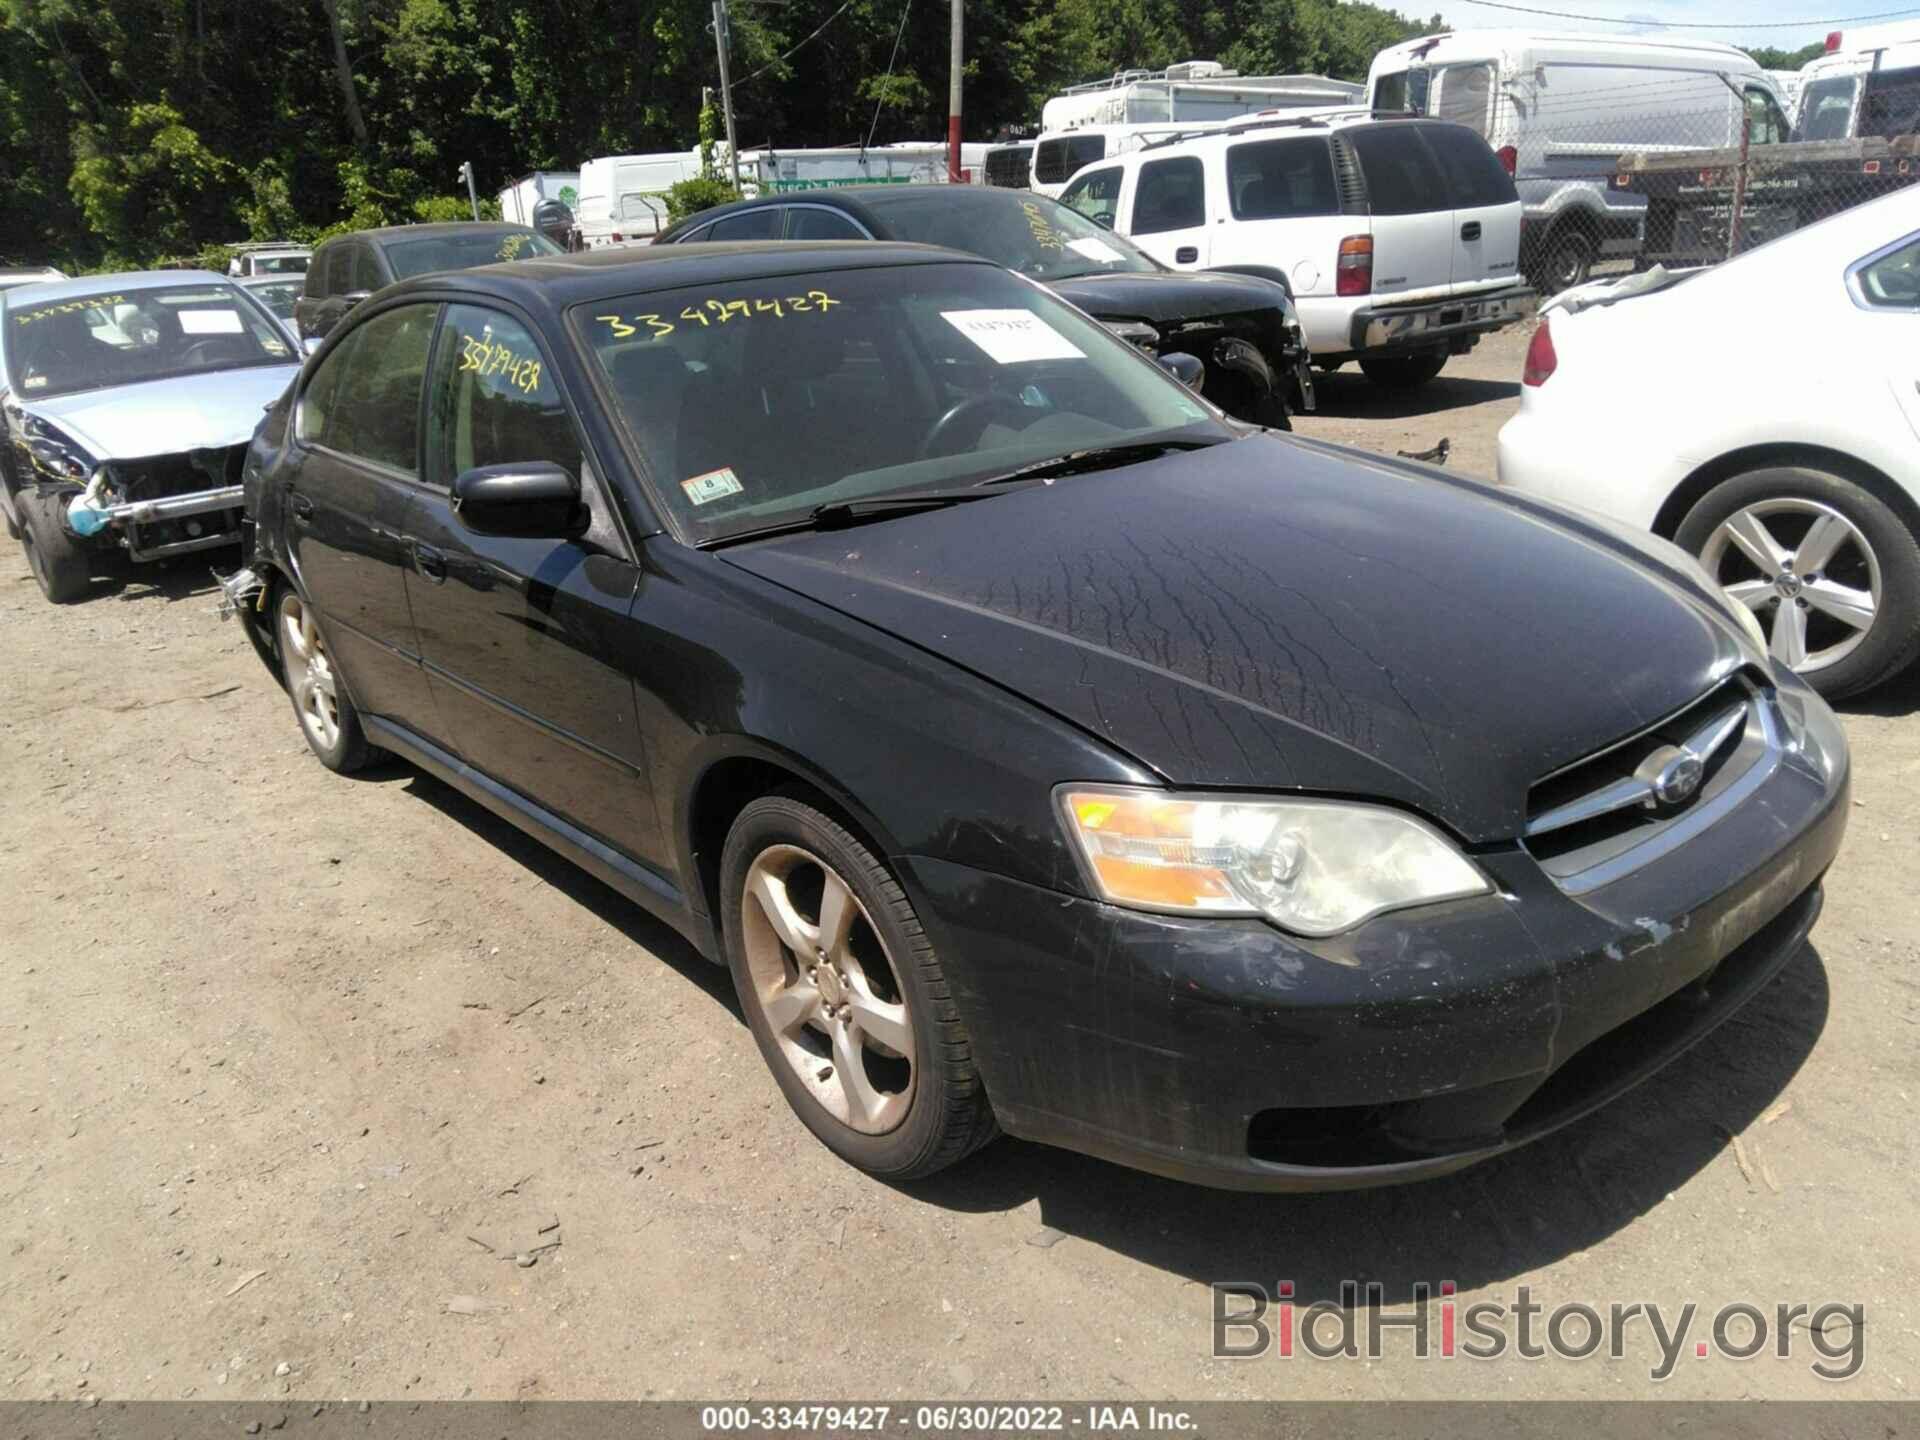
656 185 1312 428
229 241 1849 1191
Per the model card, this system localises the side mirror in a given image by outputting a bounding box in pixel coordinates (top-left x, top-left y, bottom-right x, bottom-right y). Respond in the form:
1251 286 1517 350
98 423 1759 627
451 461 588 539
1156 351 1205 389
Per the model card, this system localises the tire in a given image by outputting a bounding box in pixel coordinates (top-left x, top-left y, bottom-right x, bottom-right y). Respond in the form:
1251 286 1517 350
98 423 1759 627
720 790 998 1181
275 582 376 772
1536 228 1594 294
1358 350 1447 389
17 490 91 604
1675 465 1920 700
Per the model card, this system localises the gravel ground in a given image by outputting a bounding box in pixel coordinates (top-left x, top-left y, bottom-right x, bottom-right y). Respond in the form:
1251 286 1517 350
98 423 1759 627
2 324 1916 1402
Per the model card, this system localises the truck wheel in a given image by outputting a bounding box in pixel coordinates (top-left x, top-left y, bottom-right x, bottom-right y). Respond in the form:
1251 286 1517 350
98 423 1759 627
1358 351 1447 389
1536 229 1594 293
721 790 998 1181
17 491 91 604
1676 465 1920 700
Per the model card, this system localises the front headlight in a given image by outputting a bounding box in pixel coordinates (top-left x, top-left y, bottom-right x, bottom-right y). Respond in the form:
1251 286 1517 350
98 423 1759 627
1056 786 1491 937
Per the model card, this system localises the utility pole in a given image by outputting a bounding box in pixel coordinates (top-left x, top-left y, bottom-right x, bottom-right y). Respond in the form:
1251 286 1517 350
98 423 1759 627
457 160 479 220
947 0 964 181
712 0 742 188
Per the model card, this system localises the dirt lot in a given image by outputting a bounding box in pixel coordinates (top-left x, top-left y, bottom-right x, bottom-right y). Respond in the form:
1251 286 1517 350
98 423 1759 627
3 324 1916 1403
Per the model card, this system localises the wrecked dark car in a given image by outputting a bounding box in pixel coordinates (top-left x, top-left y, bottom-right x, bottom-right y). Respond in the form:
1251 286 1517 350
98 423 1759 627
0 272 300 603
654 185 1312 428
229 242 1847 1192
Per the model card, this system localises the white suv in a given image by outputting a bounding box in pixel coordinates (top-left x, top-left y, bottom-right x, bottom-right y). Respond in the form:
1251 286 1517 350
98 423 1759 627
1058 113 1535 388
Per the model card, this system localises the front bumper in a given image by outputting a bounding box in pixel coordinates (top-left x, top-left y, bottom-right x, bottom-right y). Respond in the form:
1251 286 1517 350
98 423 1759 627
1345 283 1536 357
901 677 1847 1191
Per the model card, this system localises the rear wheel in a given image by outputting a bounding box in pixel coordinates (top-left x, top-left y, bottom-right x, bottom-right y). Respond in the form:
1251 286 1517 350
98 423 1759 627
17 490 91 604
1358 350 1447 389
720 791 997 1181
1676 465 1920 699
1536 228 1594 293
277 584 376 772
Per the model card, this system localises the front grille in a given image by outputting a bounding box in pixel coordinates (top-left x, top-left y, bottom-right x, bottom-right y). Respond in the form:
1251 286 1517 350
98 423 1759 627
1523 674 1782 893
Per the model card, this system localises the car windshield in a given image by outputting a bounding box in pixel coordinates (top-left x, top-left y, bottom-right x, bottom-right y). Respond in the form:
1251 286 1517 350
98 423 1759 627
384 228 562 279
865 191 1161 280
254 254 309 274
247 279 303 319
576 261 1232 544
3 283 294 399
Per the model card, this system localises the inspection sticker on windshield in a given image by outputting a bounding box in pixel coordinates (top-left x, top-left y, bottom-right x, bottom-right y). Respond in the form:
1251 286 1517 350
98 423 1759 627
178 309 243 335
1065 236 1122 264
941 310 1084 365
681 467 744 505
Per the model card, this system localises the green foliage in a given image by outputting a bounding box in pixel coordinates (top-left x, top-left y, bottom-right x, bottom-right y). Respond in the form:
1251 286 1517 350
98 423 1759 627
0 0 1437 268
1748 42 1825 71
665 175 744 223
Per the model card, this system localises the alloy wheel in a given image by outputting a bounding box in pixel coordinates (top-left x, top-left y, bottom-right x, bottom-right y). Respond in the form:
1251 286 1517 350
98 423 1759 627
1700 498 1881 673
739 844 915 1135
279 590 342 752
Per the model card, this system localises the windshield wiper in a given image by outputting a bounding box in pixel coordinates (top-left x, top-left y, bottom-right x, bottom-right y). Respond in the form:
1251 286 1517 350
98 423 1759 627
973 438 1223 488
808 484 1030 528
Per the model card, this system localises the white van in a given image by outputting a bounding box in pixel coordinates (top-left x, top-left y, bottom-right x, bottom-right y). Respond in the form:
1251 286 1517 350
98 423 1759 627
1029 64 1363 196
1366 31 1790 291
1794 21 1920 141
1058 113 1533 388
576 152 703 249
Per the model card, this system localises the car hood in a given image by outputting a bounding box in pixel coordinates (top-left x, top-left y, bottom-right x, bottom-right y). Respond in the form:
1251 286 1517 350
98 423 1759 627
17 364 299 461
1048 269 1292 324
723 435 1751 843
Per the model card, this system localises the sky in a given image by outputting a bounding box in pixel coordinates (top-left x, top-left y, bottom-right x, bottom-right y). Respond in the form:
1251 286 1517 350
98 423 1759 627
1423 0 1920 54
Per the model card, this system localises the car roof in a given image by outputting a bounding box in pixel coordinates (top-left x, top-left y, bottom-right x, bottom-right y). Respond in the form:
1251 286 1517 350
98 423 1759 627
1125 110 1454 159
323 222 541 249
1 269 231 307
660 184 1060 236
379 239 990 310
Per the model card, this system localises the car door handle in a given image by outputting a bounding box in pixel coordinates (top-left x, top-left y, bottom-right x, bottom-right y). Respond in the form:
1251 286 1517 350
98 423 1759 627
1460 221 1482 241
1175 246 1199 263
288 491 314 523
411 541 447 584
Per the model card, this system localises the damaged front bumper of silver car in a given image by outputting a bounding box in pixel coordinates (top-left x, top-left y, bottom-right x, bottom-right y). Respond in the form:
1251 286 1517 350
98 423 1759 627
57 447 249 562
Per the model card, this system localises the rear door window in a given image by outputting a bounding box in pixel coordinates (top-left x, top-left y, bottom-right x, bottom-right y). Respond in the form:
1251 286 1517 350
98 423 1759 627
707 209 783 241
1130 156 1206 235
297 303 439 472
1347 126 1449 214
1226 138 1337 219
786 208 867 240
1417 123 1518 209
324 244 353 297
349 245 384 294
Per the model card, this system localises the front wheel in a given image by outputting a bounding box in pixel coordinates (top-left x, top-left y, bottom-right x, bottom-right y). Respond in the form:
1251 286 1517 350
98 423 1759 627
18 490 91 604
720 791 997 1181
1358 350 1447 389
1676 465 1920 699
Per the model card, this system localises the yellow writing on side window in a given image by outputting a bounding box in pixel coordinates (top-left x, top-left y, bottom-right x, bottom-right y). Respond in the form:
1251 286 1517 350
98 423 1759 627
497 234 532 261
12 294 129 327
593 290 840 343
459 333 543 394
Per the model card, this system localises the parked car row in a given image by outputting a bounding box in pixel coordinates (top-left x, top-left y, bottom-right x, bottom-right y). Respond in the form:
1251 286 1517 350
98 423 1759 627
1 195 1890 1196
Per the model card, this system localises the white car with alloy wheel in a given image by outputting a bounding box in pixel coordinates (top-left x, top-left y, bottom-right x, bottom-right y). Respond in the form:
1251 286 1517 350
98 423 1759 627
1496 184 1920 699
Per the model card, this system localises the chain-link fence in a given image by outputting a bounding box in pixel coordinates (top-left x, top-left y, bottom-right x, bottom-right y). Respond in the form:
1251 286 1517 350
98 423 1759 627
1431 63 1920 291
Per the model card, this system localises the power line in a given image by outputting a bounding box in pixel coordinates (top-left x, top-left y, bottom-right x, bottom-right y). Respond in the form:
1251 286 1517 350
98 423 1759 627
736 0 858 88
865 0 914 152
1443 0 1920 27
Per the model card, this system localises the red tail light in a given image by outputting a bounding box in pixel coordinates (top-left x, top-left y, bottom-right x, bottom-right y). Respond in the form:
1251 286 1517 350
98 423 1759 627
1522 320 1557 387
1825 29 1842 50
1496 144 1517 176
1336 235 1373 297
611 231 624 242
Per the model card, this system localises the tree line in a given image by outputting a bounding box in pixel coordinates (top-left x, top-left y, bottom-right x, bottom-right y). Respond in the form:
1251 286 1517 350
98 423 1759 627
0 0 1439 270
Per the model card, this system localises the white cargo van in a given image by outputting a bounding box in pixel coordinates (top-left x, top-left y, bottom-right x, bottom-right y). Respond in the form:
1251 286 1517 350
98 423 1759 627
575 152 703 249
1366 32 1790 290
1029 63 1362 196
1794 21 1920 141
1058 113 1533 389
